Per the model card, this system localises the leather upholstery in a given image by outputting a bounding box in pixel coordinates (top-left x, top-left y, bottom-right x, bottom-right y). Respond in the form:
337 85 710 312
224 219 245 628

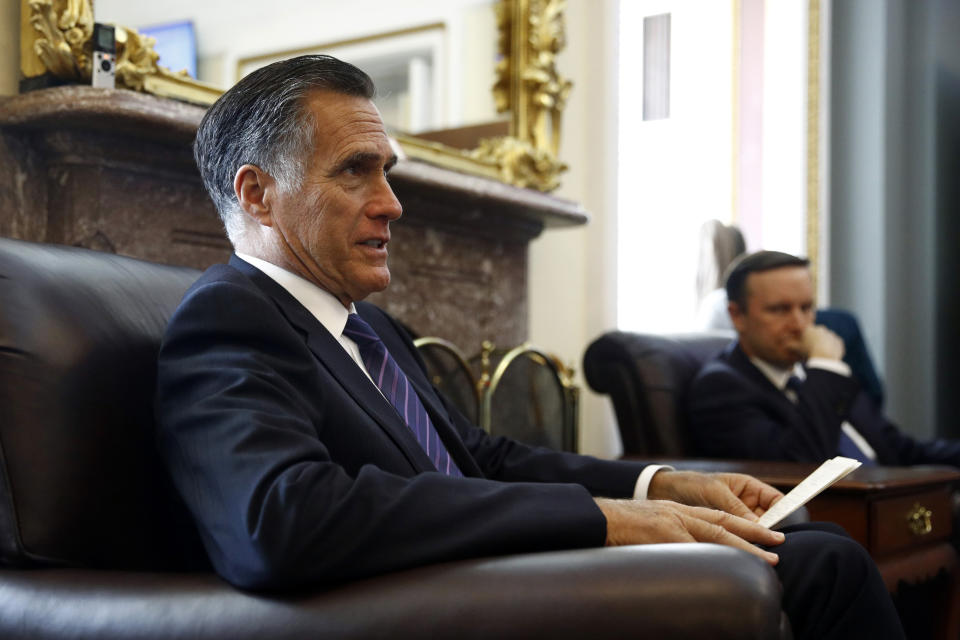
584 330 734 456
0 544 789 639
0 238 207 570
0 238 790 639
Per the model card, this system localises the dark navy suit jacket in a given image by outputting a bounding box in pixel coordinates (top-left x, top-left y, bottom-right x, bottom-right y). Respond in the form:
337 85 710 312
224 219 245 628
155 256 647 590
686 341 960 467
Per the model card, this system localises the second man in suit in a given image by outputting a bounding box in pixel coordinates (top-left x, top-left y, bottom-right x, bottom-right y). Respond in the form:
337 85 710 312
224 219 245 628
687 250 960 467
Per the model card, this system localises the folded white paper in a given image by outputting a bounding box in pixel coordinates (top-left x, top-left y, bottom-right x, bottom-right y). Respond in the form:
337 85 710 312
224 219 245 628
758 457 862 528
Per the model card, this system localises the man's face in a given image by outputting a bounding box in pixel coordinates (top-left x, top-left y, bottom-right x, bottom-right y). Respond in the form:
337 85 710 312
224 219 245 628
729 266 815 368
268 90 402 306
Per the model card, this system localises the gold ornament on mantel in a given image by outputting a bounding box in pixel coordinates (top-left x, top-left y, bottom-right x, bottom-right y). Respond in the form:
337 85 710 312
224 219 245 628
25 0 93 81
481 0 571 186
20 0 222 106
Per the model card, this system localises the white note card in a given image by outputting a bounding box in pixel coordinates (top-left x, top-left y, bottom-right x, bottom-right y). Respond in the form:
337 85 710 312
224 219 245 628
758 457 862 529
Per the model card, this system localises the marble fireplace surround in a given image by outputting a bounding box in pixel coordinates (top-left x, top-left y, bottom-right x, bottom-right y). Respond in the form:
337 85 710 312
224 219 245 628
0 87 588 353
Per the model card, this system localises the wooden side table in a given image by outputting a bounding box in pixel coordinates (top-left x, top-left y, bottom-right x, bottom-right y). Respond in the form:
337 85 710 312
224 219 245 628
656 459 960 639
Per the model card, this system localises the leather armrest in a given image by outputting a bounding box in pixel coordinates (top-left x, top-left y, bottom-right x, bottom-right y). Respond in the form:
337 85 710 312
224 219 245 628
0 544 788 639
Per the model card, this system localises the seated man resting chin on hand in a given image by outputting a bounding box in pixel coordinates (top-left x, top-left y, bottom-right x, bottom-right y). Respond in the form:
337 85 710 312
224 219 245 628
687 250 960 469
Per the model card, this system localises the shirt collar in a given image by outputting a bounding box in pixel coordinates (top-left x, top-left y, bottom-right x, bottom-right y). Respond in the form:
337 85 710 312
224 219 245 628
749 356 806 391
235 253 356 337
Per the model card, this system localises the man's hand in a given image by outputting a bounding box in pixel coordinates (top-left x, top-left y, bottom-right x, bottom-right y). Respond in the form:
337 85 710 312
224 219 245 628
802 324 845 361
594 498 784 565
647 471 784 520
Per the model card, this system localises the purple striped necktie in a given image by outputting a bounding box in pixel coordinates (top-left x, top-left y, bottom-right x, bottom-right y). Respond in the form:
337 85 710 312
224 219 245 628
343 313 462 477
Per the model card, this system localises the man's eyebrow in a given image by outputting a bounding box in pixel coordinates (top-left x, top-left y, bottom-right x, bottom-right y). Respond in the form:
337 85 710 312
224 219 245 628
332 151 398 174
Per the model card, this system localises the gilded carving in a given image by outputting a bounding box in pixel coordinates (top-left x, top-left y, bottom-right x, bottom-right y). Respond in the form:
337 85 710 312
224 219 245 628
471 136 566 192
476 0 571 191
491 1 512 114
112 26 161 92
27 0 93 80
521 0 572 158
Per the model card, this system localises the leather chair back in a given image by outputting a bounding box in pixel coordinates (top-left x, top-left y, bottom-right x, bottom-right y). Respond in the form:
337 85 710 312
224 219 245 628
0 238 207 570
583 330 734 456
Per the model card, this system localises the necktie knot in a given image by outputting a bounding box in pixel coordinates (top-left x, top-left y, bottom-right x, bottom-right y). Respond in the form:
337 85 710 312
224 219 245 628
343 313 382 348
785 376 803 392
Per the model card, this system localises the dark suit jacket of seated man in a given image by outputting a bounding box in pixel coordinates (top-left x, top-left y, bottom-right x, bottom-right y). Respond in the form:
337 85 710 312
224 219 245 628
687 250 960 468
154 55 903 639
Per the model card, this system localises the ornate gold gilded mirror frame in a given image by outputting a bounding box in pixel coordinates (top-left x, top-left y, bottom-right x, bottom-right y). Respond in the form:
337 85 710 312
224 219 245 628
19 0 571 192
398 0 571 191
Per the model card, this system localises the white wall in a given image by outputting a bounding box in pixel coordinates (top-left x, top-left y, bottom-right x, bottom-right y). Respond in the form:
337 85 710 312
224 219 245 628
616 0 735 334
530 0 622 458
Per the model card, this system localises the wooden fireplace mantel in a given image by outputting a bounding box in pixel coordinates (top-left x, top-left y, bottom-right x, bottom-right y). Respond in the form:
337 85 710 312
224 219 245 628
0 86 588 351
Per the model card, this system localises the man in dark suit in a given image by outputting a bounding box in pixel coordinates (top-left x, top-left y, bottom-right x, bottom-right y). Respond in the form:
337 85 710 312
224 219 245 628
687 250 960 467
155 55 903 639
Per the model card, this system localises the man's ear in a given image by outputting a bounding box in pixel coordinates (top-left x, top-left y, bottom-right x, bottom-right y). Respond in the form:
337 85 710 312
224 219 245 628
728 300 748 333
234 164 276 227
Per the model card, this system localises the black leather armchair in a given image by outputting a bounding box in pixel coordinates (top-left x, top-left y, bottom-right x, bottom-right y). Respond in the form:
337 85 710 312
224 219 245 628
583 330 735 456
0 238 791 639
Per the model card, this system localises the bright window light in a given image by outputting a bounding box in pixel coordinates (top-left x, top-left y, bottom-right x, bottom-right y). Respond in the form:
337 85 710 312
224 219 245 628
617 0 734 332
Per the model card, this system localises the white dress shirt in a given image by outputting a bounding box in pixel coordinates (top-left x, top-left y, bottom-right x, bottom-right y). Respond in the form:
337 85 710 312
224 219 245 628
235 253 375 385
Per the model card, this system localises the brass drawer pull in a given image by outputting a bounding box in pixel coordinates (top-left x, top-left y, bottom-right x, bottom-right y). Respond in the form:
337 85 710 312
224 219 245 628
906 503 933 536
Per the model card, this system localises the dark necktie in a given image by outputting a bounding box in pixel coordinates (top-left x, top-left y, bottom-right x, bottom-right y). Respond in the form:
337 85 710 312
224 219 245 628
343 313 463 477
786 375 874 465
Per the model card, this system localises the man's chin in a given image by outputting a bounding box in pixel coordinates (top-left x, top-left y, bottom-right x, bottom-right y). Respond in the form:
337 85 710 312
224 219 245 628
781 348 806 366
352 273 391 300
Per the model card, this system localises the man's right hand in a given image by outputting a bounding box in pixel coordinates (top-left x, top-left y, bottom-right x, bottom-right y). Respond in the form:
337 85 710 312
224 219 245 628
594 497 784 565
802 324 845 361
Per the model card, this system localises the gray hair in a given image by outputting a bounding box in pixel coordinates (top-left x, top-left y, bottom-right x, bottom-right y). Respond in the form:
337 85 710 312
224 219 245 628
193 55 375 242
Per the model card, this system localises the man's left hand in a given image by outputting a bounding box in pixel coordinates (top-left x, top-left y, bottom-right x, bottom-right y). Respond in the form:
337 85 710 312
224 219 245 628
647 471 783 522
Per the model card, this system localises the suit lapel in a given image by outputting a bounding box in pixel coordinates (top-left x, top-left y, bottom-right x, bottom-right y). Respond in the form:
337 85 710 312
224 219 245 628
726 343 793 407
725 341 842 456
229 257 438 474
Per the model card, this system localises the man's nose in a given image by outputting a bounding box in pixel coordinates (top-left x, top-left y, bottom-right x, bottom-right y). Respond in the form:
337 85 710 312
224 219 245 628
790 308 809 329
370 175 403 221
